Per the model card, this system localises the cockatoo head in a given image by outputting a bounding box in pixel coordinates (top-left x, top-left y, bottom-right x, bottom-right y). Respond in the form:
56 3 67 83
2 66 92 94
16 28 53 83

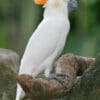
34 0 77 12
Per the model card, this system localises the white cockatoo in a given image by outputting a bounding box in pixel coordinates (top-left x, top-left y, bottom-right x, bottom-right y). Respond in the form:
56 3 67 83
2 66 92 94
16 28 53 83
16 0 77 100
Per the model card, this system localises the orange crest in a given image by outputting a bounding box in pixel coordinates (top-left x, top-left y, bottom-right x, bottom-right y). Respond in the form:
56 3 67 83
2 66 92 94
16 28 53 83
34 0 47 5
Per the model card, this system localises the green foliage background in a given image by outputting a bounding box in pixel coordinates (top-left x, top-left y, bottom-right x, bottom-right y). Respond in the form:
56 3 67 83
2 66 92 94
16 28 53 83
0 0 100 57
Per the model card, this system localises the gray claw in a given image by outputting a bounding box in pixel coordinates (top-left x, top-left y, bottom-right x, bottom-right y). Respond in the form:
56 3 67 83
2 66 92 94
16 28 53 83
45 73 68 90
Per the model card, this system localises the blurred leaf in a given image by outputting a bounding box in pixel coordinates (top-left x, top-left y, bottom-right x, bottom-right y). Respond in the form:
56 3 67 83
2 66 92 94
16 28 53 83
83 0 97 6
0 24 6 47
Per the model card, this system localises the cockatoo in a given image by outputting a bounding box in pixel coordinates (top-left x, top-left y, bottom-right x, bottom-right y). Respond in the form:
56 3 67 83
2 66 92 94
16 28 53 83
16 0 77 100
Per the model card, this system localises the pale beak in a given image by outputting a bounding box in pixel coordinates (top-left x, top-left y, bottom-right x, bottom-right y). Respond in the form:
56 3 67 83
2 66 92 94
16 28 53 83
68 0 78 12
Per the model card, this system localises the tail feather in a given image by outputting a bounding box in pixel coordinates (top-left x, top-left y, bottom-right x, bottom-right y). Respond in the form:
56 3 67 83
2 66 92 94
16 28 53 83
15 84 25 100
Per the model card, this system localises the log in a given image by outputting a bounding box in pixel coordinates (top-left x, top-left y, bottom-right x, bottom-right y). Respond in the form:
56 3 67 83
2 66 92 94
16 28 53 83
16 54 96 100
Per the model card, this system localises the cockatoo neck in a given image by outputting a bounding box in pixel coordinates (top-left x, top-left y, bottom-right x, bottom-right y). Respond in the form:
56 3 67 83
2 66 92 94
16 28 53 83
43 0 69 19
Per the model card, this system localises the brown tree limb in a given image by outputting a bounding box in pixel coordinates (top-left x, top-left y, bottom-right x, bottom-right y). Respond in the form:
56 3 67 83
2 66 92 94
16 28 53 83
65 54 100 100
16 54 95 100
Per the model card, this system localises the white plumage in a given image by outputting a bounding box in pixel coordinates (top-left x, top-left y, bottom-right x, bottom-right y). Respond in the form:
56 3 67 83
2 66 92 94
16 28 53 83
16 0 70 99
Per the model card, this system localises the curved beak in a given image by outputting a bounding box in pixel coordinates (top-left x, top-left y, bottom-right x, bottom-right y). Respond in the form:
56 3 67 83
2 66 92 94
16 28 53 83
34 0 47 5
68 0 78 12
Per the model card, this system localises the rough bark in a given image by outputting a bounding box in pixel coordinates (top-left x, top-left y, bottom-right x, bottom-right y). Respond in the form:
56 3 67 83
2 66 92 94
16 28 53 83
0 48 99 100
65 54 100 100
0 48 19 100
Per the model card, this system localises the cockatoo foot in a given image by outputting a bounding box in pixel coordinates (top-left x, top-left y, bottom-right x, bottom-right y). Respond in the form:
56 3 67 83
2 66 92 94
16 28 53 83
45 73 67 89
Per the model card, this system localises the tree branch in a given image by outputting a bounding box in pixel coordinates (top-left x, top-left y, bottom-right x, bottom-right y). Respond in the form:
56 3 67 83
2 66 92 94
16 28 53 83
16 54 95 100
